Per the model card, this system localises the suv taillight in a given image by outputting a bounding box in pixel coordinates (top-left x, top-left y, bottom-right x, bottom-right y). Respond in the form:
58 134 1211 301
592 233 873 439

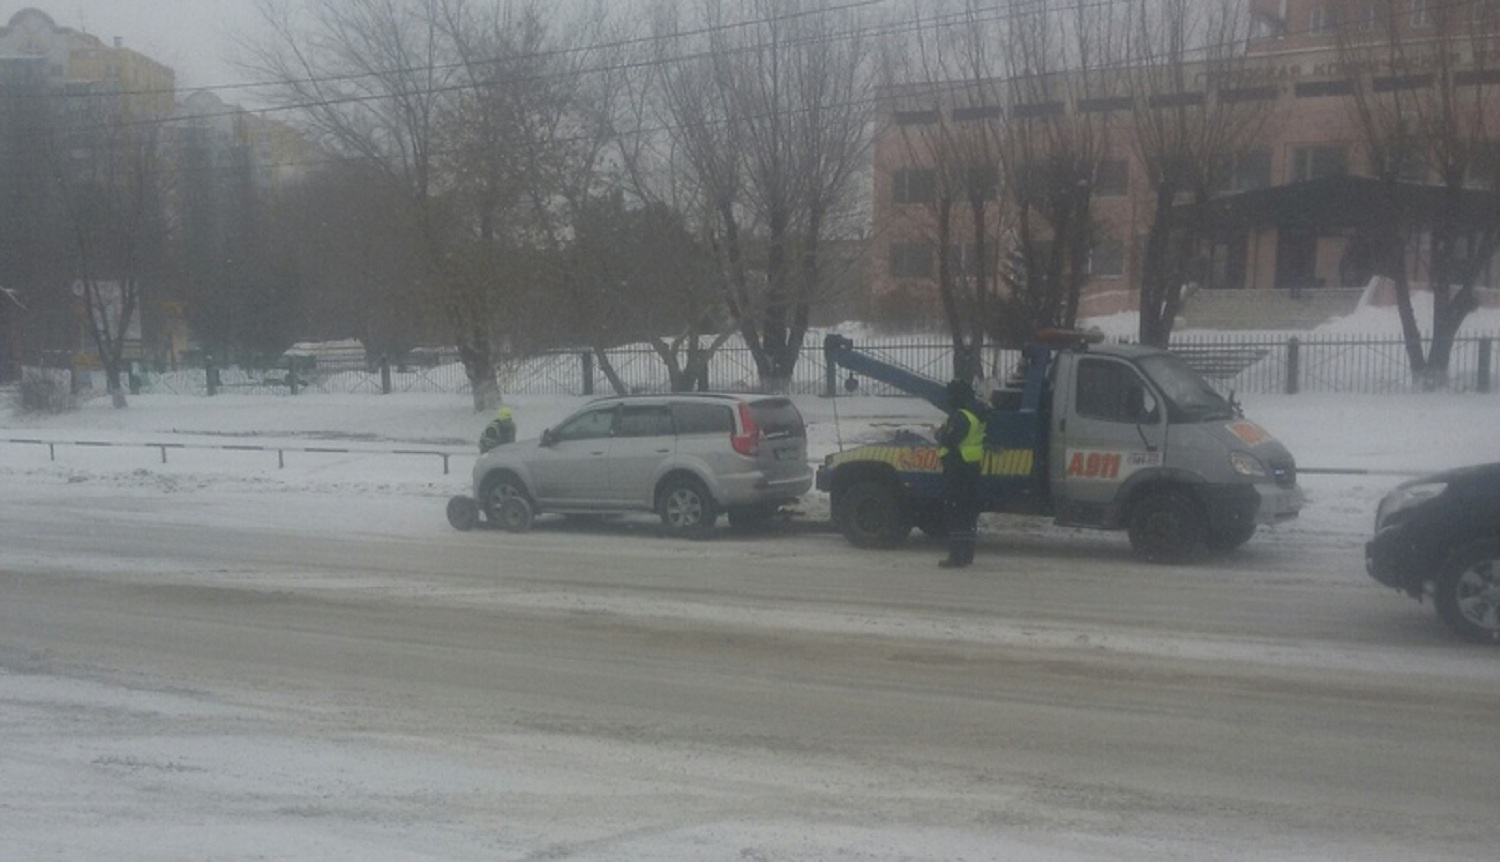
731 401 760 456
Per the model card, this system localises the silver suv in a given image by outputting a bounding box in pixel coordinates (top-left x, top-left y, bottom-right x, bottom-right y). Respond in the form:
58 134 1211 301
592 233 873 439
471 393 812 536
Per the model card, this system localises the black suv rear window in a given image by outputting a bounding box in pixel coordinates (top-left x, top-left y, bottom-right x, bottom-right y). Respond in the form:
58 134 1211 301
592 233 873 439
672 402 734 435
749 398 805 439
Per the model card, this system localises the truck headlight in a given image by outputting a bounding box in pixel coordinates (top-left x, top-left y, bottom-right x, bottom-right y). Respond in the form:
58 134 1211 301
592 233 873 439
1377 480 1447 522
1230 451 1266 477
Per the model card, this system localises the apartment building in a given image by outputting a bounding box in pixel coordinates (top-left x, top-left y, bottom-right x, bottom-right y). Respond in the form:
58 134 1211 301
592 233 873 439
871 0 1500 325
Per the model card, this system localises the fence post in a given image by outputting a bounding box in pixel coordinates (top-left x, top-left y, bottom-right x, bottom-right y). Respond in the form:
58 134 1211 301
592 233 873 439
825 348 837 398
380 355 392 395
1479 338 1493 394
581 351 594 396
206 355 219 396
1285 336 1300 395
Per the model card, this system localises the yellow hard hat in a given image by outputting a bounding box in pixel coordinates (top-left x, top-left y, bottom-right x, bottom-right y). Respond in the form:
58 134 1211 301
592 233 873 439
497 406 513 420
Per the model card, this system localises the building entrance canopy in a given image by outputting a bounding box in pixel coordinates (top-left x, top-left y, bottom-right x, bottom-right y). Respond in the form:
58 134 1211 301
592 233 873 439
1179 175 1500 233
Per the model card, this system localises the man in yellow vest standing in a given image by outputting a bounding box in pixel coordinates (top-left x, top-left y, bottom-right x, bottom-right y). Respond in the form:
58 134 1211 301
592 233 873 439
936 378 987 568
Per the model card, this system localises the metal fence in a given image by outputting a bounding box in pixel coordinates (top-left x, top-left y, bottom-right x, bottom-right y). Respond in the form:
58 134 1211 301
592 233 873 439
98 331 1500 399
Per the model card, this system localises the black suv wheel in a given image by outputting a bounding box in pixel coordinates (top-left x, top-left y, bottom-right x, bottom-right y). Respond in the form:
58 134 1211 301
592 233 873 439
1435 540 1500 644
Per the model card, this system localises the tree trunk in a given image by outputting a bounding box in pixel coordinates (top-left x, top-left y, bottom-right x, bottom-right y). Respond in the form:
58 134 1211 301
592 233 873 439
459 331 499 412
595 348 629 395
1138 185 1177 347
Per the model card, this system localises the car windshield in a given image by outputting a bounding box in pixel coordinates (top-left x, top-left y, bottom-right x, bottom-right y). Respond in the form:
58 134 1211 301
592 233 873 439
749 398 806 439
1136 354 1238 423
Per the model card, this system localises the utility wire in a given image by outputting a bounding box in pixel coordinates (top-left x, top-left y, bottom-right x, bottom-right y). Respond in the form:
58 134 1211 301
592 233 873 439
0 0 1491 180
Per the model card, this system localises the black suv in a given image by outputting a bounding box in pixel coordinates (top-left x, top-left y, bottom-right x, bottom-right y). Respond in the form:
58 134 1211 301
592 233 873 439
1365 462 1500 644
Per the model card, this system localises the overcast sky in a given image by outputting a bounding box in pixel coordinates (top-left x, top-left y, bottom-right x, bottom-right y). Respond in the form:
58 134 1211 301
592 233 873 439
1 0 267 91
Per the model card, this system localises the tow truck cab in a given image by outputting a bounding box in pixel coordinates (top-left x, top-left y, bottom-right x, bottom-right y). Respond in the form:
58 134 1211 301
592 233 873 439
817 331 1302 561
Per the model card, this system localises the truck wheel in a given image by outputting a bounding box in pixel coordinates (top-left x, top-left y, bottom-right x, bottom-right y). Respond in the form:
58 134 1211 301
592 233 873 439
839 481 911 549
1434 540 1500 645
1206 522 1257 553
1127 489 1205 563
659 476 718 538
479 472 530 524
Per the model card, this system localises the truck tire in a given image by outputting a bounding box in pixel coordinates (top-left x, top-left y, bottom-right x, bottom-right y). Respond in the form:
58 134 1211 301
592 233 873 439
839 480 911 548
1127 489 1205 564
1206 521 1257 553
1434 540 1500 645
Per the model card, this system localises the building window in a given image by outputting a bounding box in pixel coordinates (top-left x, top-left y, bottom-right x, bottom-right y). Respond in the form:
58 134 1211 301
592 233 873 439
1094 159 1129 197
1217 150 1272 193
1089 239 1126 278
1291 145 1347 182
892 168 936 204
1411 0 1431 27
889 242 934 279
951 163 999 201
893 109 939 126
952 104 1001 123
1465 141 1500 188
1309 5 1335 34
946 243 998 278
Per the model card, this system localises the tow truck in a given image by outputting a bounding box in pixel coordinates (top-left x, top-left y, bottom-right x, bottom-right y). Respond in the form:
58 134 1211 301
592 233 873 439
817 330 1303 561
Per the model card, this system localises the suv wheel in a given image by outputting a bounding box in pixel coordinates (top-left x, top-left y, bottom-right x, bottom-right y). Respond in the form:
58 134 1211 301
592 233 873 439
658 477 718 537
1435 540 1500 644
840 480 911 548
480 472 530 524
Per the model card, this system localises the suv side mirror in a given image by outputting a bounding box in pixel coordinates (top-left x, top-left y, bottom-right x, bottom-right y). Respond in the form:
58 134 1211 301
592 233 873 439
541 428 558 447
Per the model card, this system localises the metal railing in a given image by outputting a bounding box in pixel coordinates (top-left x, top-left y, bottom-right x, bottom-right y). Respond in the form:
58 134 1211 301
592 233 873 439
61 332 1500 398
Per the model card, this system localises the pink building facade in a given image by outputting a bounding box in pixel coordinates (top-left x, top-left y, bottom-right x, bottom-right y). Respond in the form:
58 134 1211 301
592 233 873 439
869 0 1500 321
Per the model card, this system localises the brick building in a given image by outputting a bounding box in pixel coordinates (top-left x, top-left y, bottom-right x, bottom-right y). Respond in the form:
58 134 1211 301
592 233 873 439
870 0 1500 328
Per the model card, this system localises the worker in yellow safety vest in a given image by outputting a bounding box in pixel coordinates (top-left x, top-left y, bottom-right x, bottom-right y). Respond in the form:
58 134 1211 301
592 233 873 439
936 378 987 568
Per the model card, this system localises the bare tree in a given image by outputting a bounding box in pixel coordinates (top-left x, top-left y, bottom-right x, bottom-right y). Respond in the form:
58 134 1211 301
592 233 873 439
658 0 876 392
0 59 71 382
881 2 1005 379
995 0 1124 348
599 10 737 392
51 89 172 407
1123 0 1272 346
249 0 504 408
1333 0 1500 385
271 160 435 358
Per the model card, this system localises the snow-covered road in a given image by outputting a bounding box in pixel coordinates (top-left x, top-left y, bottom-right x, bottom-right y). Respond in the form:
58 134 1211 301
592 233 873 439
3 388 1499 860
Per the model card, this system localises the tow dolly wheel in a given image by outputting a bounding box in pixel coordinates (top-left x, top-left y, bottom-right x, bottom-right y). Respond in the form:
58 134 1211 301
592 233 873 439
446 496 480 531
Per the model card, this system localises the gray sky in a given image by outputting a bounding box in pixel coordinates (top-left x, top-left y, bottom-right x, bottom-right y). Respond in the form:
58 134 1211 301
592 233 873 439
1 0 267 91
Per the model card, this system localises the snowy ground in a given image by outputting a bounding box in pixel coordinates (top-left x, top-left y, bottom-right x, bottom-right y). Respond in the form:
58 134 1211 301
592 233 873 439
3 306 1499 860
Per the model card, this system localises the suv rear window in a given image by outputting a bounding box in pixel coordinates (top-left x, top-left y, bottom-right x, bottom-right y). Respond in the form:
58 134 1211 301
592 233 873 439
671 402 734 435
749 398 806 439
